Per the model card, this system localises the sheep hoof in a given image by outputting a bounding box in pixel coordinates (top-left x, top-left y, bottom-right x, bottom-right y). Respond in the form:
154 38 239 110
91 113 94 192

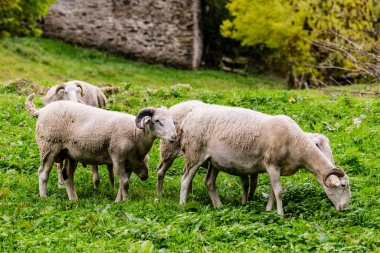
68 195 78 201
213 203 222 208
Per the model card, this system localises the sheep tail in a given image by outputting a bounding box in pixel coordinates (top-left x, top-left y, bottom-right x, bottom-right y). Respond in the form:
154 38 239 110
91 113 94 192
25 93 39 117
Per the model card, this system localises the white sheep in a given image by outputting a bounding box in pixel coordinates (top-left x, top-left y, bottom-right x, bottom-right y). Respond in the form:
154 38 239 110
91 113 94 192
25 94 177 201
44 80 106 107
179 104 351 215
44 80 108 189
157 102 335 206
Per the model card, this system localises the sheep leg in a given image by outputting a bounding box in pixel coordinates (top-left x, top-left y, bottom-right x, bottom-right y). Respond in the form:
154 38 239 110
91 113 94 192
57 161 65 189
38 154 55 197
180 159 205 205
266 165 284 215
187 180 193 195
266 185 275 211
107 165 114 189
114 161 130 202
115 187 122 202
64 158 78 200
157 148 180 197
205 166 222 208
240 175 249 204
91 165 100 189
248 174 258 201
183 166 193 195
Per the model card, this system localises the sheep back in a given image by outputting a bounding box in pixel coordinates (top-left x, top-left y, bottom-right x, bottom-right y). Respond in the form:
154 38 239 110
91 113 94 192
36 101 139 165
180 105 312 174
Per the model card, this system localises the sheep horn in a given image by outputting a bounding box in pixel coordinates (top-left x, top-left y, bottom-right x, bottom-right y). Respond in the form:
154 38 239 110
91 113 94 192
55 83 65 94
323 167 345 186
76 83 84 96
135 108 156 129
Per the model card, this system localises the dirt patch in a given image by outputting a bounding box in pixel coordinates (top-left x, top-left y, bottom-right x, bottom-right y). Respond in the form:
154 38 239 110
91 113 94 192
1 78 46 95
100 84 122 96
171 83 192 90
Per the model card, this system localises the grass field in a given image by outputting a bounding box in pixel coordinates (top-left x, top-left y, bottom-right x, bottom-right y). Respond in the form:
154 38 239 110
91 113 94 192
0 37 379 252
0 37 285 90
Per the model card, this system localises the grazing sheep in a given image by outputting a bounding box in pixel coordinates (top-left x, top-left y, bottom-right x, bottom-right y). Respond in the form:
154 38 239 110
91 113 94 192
157 101 334 206
179 104 350 215
25 94 176 201
44 80 107 189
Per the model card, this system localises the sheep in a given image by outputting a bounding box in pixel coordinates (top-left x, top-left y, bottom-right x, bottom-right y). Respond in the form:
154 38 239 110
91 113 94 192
25 93 177 201
157 101 334 205
44 80 106 107
178 104 351 215
44 80 108 189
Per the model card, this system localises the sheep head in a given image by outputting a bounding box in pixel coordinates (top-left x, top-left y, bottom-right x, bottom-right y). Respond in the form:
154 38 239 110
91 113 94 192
55 82 84 103
135 107 177 142
322 167 351 211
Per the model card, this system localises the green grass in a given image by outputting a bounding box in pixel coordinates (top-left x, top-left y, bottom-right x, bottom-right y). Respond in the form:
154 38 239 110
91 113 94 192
0 37 285 90
0 37 379 252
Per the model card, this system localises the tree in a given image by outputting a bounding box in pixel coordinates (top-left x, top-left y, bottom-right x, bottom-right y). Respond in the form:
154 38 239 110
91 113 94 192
0 0 56 38
221 0 380 88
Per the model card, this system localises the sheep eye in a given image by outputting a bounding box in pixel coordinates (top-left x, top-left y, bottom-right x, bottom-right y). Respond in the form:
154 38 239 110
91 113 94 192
154 119 163 126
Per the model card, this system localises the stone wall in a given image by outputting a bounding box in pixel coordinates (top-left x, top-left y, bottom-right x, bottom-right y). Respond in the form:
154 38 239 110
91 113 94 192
43 0 202 68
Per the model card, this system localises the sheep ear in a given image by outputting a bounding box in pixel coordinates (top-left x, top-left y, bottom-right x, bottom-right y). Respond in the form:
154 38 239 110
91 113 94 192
136 116 151 129
55 84 65 94
142 116 152 127
136 108 155 129
76 83 84 96
325 175 341 187
323 167 345 186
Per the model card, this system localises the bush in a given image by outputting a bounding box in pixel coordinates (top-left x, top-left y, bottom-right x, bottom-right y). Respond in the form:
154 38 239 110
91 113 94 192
221 0 380 88
0 0 56 38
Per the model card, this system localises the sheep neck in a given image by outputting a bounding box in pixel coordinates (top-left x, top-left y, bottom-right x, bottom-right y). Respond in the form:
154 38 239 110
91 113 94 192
302 144 336 184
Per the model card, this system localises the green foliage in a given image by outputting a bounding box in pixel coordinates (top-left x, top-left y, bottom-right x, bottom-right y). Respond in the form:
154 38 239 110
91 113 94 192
221 0 380 86
0 0 56 38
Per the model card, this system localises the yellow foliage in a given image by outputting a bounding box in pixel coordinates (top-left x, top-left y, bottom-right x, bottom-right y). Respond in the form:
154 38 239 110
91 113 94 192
221 0 380 85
